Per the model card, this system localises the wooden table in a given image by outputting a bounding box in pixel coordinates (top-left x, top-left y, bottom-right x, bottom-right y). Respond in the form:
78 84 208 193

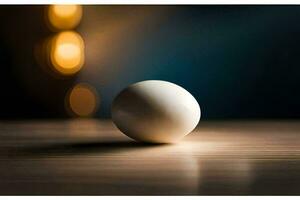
0 120 299 195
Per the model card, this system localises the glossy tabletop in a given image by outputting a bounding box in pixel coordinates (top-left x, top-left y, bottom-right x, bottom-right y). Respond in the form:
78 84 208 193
0 120 299 195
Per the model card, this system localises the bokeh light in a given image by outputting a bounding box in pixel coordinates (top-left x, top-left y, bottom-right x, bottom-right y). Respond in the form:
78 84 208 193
50 31 85 75
48 5 82 31
66 83 99 117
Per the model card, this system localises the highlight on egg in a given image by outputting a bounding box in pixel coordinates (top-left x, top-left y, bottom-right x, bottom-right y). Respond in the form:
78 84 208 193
111 80 201 143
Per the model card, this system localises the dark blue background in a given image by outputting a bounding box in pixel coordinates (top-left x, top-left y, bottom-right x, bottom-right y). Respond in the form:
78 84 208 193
1 6 300 119
88 6 300 119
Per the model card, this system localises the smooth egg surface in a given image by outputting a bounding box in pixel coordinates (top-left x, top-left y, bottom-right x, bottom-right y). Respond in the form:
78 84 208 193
111 80 201 143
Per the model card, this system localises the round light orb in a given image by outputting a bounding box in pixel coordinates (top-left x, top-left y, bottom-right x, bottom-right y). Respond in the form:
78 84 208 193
48 5 82 30
67 83 99 117
111 80 201 143
50 31 85 75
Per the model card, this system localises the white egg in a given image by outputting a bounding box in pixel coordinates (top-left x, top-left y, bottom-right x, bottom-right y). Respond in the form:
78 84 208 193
111 80 201 143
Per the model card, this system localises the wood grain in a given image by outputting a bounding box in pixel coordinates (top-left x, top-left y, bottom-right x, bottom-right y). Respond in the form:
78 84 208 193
0 120 299 195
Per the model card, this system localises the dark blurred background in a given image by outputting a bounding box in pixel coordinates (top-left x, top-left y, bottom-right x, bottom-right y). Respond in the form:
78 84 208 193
0 5 300 119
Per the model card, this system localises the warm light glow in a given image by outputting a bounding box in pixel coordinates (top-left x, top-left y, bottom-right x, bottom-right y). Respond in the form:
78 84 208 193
67 83 99 117
48 5 82 30
50 31 85 75
54 43 81 69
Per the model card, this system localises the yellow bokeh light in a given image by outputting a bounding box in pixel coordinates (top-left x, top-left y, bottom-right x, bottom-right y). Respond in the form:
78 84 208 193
54 43 81 69
67 83 99 117
50 31 85 75
48 5 82 31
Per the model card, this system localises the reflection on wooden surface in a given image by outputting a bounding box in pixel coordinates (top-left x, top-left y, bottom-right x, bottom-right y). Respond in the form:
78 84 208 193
0 120 299 195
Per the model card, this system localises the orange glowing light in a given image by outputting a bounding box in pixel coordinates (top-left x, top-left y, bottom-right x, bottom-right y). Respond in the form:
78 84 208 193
67 83 99 117
48 5 82 31
50 31 85 75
